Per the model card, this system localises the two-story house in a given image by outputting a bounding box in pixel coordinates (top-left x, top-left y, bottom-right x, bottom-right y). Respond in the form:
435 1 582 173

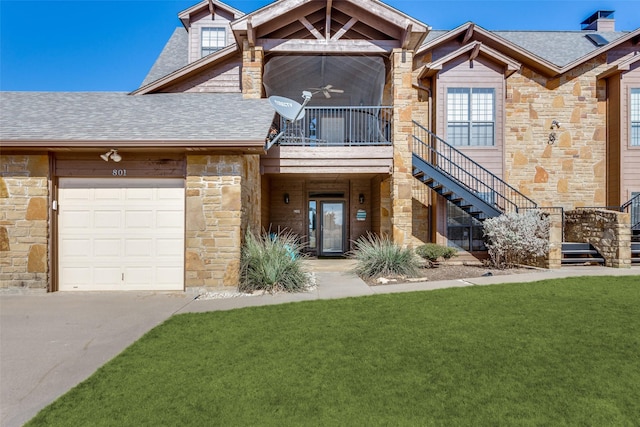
1 0 638 292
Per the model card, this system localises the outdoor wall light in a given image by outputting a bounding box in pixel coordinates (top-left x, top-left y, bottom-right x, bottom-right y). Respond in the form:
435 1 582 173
548 121 561 145
359 193 365 204
100 149 122 162
284 193 290 204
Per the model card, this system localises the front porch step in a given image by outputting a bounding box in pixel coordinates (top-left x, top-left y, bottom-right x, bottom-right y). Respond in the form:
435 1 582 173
561 242 605 265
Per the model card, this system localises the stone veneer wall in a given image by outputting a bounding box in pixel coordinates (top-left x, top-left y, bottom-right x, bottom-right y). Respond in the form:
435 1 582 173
564 209 631 268
505 58 608 209
0 154 50 289
185 154 247 289
391 48 416 247
242 42 263 99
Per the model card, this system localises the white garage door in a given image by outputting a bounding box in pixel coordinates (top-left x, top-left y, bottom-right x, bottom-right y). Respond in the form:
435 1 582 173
58 178 184 291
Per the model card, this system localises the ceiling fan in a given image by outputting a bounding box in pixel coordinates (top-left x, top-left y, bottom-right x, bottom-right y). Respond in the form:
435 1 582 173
308 84 344 98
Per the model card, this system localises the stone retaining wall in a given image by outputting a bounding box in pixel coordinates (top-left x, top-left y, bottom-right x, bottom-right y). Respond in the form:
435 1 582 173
564 209 631 268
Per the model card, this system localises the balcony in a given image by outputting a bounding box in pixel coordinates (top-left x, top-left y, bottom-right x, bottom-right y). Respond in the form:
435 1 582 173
262 106 393 175
274 106 392 146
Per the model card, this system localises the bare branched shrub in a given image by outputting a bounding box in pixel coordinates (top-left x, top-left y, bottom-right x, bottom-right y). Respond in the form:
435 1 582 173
483 210 550 268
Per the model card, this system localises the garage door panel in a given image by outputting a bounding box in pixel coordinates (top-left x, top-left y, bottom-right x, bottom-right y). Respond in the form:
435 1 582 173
94 239 122 257
58 178 184 291
61 239 91 257
94 188 122 201
94 268 122 284
125 267 154 285
125 210 154 229
126 187 155 200
157 210 183 228
157 267 183 285
62 210 92 228
157 238 183 256
125 239 152 257
94 210 121 229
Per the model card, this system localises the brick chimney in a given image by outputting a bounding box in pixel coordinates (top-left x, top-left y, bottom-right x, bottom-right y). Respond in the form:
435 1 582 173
581 10 615 32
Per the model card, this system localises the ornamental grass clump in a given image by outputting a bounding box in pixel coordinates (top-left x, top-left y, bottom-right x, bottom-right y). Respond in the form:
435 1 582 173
351 233 421 280
483 210 550 269
239 230 310 293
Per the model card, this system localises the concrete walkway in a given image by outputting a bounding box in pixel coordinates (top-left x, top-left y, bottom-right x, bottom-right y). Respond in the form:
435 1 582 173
1 263 638 427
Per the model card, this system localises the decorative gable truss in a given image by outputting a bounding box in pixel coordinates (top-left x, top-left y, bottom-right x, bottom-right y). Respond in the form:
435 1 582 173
418 41 522 79
230 0 429 54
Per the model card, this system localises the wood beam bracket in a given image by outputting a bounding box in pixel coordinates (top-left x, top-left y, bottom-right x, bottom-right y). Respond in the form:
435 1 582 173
208 0 215 18
462 23 475 44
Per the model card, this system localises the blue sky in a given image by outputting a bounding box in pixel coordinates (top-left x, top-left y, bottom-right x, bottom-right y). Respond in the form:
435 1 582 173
1 0 639 91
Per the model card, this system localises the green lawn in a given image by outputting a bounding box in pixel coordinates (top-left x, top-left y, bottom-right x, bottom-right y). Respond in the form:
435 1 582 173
28 276 640 426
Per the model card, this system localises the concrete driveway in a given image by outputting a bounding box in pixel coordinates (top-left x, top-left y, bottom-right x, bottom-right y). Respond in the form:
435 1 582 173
0 291 192 427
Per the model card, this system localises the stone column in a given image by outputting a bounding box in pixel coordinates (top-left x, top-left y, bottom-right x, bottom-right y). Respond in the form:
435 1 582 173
547 211 563 269
390 48 415 247
242 41 264 99
0 154 50 290
185 155 244 291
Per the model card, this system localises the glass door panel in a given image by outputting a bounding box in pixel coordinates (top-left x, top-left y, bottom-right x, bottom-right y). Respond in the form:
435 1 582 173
320 202 344 255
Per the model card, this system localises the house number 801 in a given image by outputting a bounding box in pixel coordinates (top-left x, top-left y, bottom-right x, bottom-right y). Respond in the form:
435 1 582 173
112 169 127 176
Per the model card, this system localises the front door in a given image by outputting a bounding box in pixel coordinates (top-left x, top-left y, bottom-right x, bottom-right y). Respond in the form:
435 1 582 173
319 201 345 256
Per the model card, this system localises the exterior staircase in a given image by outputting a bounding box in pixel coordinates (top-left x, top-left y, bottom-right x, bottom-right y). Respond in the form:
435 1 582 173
561 242 605 266
411 121 537 220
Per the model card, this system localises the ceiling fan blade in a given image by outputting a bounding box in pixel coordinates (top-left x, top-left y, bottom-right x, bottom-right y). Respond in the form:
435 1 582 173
323 90 331 98
328 88 344 93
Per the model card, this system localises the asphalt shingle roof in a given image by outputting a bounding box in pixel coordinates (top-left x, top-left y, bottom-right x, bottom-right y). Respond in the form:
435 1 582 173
140 28 189 87
493 30 629 67
0 92 275 143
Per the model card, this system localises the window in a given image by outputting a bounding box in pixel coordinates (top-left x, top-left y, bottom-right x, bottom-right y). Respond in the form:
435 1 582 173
447 88 495 146
201 27 225 57
632 88 640 146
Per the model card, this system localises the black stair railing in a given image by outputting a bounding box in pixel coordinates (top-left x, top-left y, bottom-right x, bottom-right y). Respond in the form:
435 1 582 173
412 121 537 215
621 193 640 231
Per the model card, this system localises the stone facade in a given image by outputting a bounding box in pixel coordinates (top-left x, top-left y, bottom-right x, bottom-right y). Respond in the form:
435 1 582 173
0 154 50 289
505 59 609 209
241 42 263 99
185 154 248 290
391 48 416 248
565 209 631 268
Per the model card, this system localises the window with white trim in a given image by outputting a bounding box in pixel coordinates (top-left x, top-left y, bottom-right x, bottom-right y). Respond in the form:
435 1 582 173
447 88 495 146
631 88 640 146
201 27 225 57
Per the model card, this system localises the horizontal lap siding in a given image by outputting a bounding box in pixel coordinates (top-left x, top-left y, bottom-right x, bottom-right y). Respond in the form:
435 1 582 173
620 66 640 201
435 55 505 178
164 56 242 93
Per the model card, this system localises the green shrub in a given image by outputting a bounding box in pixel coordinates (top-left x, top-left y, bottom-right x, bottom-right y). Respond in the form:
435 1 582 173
239 230 310 293
350 233 421 280
415 243 458 267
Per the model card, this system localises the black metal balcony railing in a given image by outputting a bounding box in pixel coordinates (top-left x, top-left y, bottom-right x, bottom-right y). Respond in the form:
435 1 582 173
274 106 392 146
412 121 537 217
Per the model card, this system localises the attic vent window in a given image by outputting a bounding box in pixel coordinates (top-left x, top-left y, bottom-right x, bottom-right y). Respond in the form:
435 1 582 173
585 33 609 47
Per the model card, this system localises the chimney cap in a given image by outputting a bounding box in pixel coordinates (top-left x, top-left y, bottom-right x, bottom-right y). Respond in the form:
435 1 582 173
581 10 615 30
